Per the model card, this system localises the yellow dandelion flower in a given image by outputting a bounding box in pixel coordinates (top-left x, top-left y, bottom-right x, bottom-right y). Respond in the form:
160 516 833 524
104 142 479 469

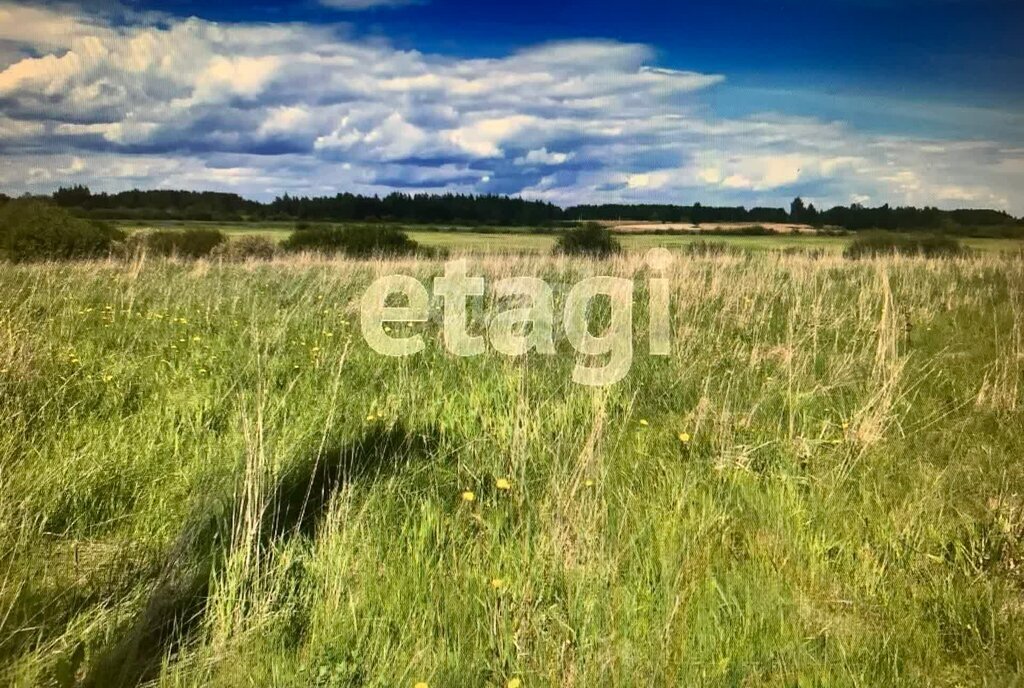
490 578 504 589
461 490 475 503
192 336 201 342
495 478 511 491
366 414 376 422
639 419 649 426
678 432 691 444
414 683 428 688
584 479 595 487
508 679 522 688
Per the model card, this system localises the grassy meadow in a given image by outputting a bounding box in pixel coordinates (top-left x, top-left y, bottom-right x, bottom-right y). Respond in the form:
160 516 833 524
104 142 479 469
1 249 1023 686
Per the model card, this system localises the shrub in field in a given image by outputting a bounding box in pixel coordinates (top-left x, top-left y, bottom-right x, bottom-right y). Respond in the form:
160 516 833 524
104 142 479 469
735 225 777 236
682 239 751 257
844 232 966 259
917 234 969 258
781 246 825 259
0 199 125 262
209 235 282 261
683 240 728 256
553 222 621 257
294 221 335 232
282 225 421 257
138 228 227 258
844 233 908 259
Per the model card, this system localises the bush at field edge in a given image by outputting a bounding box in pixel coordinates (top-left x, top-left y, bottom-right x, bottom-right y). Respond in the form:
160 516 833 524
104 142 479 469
282 225 426 257
209 235 282 261
553 222 621 257
134 228 227 258
0 199 125 262
844 232 967 259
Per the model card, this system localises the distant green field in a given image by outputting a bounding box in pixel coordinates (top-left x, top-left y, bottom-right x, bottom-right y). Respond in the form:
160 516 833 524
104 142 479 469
118 221 547 244
625 234 1024 254
121 221 1024 254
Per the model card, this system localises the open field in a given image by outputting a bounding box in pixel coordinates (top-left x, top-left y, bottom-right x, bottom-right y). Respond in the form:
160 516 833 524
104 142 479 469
1 251 1023 685
118 221 1024 255
411 233 1024 255
115 221 550 245
597 221 816 234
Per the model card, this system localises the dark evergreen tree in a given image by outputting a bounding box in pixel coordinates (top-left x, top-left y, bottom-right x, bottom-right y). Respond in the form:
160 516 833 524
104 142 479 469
790 197 806 222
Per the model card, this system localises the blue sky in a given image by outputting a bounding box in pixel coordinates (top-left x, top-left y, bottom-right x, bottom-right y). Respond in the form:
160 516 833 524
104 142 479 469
1 0 1022 212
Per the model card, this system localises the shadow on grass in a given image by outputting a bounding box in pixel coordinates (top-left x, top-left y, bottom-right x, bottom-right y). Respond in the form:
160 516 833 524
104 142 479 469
77 421 438 688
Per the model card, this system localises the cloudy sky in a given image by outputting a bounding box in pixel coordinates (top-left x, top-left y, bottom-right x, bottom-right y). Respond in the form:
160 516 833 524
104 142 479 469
1 0 1022 212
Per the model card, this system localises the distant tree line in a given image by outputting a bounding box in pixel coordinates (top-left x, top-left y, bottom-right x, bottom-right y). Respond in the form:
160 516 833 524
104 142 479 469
1 186 1020 233
787 196 1019 232
564 203 790 224
48 186 262 221
569 197 1022 233
43 186 562 226
268 191 563 225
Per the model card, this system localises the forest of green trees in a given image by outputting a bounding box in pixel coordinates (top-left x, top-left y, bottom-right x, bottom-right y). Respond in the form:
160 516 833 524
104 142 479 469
0 187 1020 234
566 197 1022 233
